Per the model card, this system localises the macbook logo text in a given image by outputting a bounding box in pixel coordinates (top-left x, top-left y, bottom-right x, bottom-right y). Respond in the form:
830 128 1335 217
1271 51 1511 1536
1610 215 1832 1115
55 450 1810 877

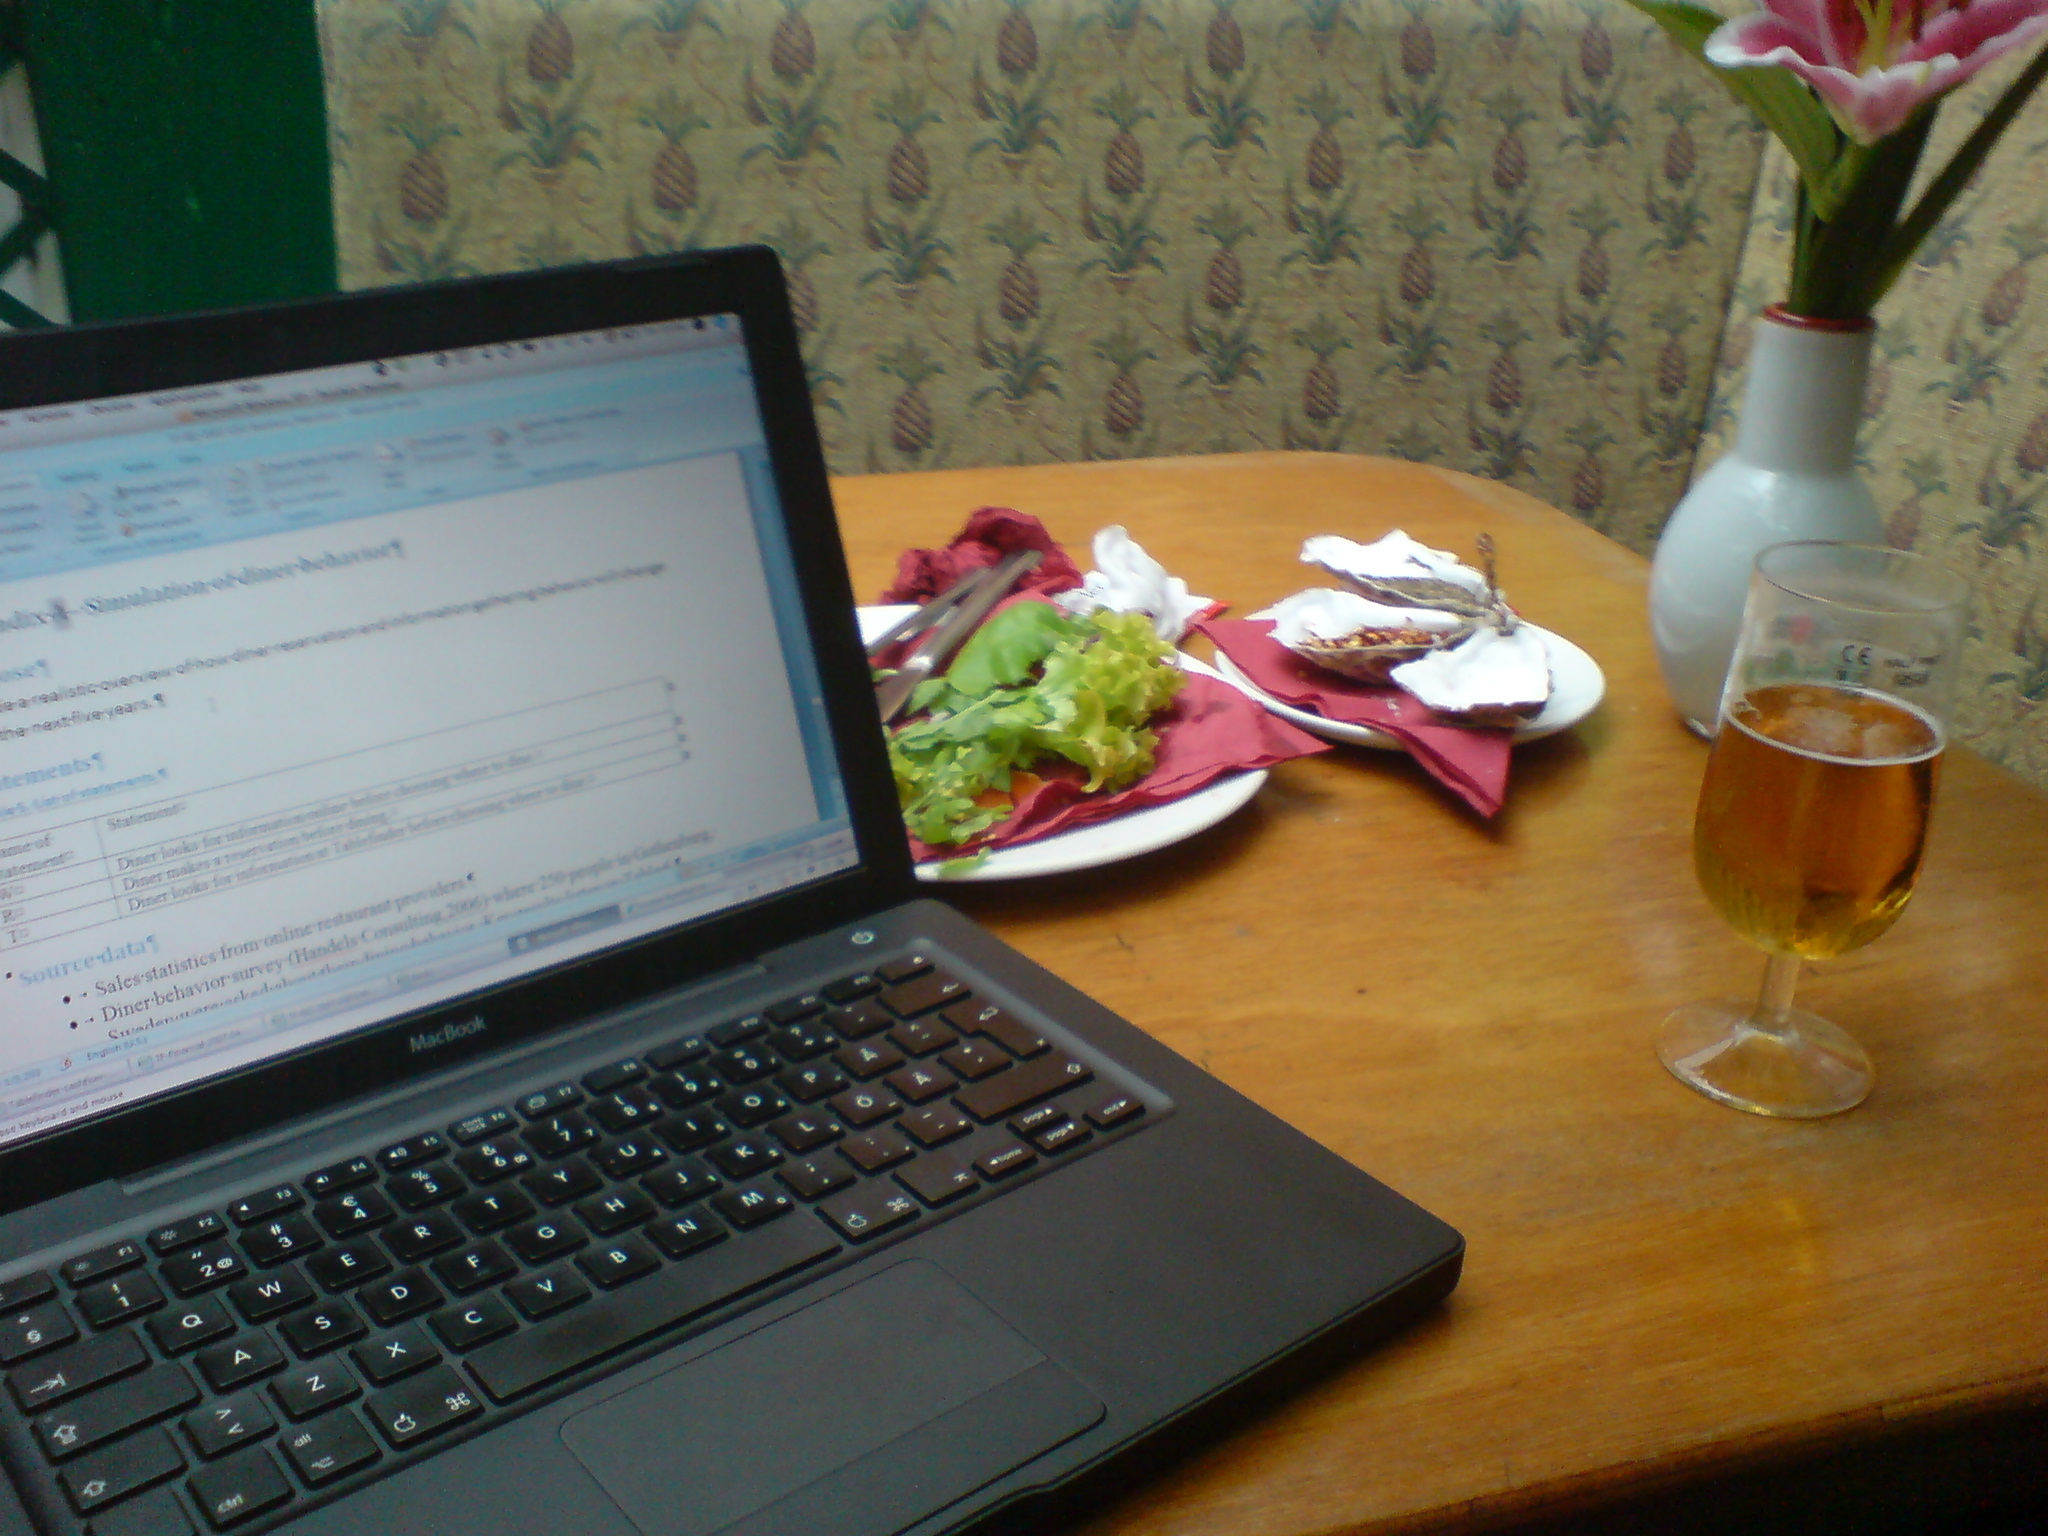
407 1017 488 1055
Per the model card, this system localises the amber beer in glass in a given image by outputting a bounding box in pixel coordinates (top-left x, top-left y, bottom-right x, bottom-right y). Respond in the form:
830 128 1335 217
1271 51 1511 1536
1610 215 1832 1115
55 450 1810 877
1658 544 1968 1118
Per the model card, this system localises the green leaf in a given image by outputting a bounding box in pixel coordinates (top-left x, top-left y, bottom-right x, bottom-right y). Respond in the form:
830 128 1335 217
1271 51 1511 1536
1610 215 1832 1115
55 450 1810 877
1621 0 1847 215
942 600 1078 697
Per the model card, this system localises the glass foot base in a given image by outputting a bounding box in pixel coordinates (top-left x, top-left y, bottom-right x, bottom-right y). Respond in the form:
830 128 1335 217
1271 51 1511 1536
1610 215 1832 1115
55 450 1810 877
1656 1000 1873 1118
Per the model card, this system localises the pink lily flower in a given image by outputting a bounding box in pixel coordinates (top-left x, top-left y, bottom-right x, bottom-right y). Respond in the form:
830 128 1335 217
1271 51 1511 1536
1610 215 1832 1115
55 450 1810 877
1705 0 2048 142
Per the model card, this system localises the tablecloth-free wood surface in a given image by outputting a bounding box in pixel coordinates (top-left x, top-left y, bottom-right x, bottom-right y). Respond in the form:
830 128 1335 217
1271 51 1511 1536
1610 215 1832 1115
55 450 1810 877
831 453 2048 1535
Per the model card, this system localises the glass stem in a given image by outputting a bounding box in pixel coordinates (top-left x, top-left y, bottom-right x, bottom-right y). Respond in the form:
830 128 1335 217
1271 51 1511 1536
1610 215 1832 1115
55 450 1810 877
1752 953 1802 1038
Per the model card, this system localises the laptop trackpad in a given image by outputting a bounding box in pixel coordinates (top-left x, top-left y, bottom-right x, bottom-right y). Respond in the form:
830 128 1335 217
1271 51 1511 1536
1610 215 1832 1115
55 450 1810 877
560 1260 1104 1536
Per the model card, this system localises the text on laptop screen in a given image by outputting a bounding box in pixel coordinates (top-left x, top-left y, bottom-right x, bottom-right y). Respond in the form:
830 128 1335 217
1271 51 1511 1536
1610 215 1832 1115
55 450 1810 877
0 317 857 1150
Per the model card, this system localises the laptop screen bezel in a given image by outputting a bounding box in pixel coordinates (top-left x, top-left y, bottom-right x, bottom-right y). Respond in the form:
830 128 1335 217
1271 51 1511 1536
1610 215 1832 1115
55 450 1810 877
0 248 919 1215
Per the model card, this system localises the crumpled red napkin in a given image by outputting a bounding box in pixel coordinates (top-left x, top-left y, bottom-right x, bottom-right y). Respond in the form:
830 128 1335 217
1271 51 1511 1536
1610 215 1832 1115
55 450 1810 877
905 670 1327 863
881 506 1085 604
1197 617 1513 818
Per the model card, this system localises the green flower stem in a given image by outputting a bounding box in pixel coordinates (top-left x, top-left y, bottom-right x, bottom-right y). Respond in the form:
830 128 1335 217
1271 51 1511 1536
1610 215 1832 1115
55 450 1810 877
1785 109 1933 320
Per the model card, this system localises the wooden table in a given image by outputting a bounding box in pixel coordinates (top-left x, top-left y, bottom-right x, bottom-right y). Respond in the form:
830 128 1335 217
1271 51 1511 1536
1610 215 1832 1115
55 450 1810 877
830 453 2048 1536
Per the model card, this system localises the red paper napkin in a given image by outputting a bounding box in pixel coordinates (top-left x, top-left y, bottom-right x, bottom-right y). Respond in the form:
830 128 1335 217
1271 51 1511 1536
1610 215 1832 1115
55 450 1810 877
905 670 1328 864
882 506 1084 605
1197 617 1513 818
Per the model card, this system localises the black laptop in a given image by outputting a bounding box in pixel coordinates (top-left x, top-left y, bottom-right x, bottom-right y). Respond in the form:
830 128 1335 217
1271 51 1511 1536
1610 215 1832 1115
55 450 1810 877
0 248 1461 1536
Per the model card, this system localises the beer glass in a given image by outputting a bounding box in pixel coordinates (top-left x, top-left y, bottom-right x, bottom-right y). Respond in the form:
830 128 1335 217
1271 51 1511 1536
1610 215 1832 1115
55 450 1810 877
1657 542 1970 1118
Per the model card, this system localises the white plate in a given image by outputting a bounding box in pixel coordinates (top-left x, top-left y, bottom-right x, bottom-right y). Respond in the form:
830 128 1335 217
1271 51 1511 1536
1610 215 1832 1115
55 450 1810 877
859 606 1268 882
1208 622 1605 747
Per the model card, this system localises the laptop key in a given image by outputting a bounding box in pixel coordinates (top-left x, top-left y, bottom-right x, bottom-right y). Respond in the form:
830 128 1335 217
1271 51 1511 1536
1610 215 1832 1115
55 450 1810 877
147 1214 227 1255
954 1053 1093 1122
78 1274 166 1329
447 1107 515 1145
945 1002 1050 1060
160 1242 247 1297
60 1243 146 1289
897 1155 979 1208
825 1000 894 1041
34 1364 199 1460
834 1039 903 1080
302 1158 376 1201
186 1445 292 1527
650 1069 722 1109
659 1114 733 1146
505 1220 589 1269
587 1087 663 1134
0 1303 78 1362
768 1110 843 1154
705 1014 768 1048
645 1211 728 1260
975 1145 1039 1182
764 992 826 1024
576 1236 662 1290
57 1425 184 1513
594 1137 670 1180
522 1157 603 1208
227 1268 315 1324
226 1187 303 1227
822 971 884 1003
358 1271 444 1327
1032 1120 1094 1155
280 1407 380 1487
238 1214 323 1269
514 1083 584 1120
828 1085 902 1128
521 1109 598 1158
311 1190 394 1240
776 1062 847 1102
716 1085 789 1128
194 1333 286 1393
939 1038 1010 1081
880 970 969 1019
505 1268 591 1321
278 1302 366 1359
708 1187 793 1230
817 1186 921 1244
1084 1092 1147 1130
767 1021 834 1061
641 1161 720 1208
711 1045 777 1084
885 1063 956 1105
451 1141 535 1184
574 1188 655 1237
899 1104 973 1149
428 1297 516 1351
777 1156 855 1202
305 1241 392 1293
144 1297 234 1356
0 1272 55 1309
364 1364 483 1448
271 1359 361 1421
888 1017 959 1057
8 1329 147 1412
386 1164 465 1212
375 1133 447 1172
451 1188 536 1234
707 1137 782 1180
875 953 934 984
349 1325 440 1386
838 1127 915 1174
645 1034 709 1071
583 1058 649 1094
430 1242 516 1295
466 1221 839 1402
384 1212 465 1264
184 1393 276 1459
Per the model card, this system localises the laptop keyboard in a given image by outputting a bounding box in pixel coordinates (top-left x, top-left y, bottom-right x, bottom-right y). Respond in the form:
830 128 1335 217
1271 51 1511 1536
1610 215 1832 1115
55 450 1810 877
0 952 1157 1536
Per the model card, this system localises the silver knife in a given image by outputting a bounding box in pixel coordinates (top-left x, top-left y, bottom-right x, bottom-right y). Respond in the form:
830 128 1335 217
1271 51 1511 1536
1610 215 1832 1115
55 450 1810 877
874 548 1043 723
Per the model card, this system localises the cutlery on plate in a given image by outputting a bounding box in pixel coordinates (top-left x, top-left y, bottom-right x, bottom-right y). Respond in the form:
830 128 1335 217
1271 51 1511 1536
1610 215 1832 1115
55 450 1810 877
873 549 1043 723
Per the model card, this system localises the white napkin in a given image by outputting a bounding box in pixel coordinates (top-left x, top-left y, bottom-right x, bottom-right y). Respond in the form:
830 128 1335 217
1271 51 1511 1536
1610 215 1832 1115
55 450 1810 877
1054 525 1215 643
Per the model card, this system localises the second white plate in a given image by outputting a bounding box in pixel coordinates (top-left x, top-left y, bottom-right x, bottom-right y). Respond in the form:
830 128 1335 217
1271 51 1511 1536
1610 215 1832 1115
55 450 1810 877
1208 622 1605 748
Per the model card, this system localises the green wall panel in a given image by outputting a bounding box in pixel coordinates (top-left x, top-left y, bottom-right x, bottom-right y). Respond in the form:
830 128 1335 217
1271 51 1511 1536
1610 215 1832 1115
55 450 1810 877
22 0 335 321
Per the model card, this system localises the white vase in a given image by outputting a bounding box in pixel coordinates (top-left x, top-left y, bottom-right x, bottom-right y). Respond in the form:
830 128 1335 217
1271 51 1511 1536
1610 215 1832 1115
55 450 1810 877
1649 305 1884 734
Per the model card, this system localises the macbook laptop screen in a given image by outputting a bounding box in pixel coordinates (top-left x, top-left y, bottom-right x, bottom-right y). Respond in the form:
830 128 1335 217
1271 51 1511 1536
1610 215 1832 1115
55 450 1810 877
0 315 858 1151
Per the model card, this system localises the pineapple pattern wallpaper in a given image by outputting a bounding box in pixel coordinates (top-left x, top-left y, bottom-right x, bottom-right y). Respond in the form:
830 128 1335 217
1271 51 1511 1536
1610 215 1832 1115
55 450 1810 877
1697 49 2048 784
317 0 1767 554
